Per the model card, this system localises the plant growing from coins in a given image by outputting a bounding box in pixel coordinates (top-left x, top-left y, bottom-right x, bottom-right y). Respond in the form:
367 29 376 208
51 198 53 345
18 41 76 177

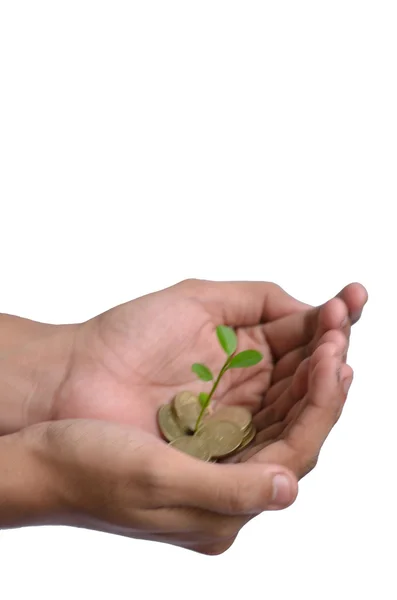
192 325 263 431
157 325 263 462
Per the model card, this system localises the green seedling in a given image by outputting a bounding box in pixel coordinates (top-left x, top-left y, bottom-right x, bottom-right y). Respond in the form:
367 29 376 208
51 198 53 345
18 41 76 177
192 325 263 431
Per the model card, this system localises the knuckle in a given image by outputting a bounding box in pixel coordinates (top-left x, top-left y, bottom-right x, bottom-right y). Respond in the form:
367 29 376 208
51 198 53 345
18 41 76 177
332 402 343 422
178 278 202 291
122 448 168 504
195 539 235 556
330 392 344 421
335 405 344 423
262 282 283 314
136 454 164 492
223 482 253 514
301 454 319 478
270 282 283 294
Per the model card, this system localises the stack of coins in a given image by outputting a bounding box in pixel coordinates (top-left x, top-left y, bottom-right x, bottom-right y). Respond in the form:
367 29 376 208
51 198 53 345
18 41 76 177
157 391 256 462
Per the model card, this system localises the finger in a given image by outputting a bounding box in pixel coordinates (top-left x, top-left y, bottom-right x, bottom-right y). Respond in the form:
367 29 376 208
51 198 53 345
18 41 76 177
335 363 354 420
216 360 272 414
261 376 292 408
158 448 298 514
243 343 353 478
131 506 246 543
254 358 310 432
271 327 347 383
180 279 310 327
253 421 285 447
268 360 352 468
284 343 353 464
237 362 309 462
265 281 368 361
91 519 238 556
271 346 308 384
264 296 348 360
337 282 368 324
239 397 307 460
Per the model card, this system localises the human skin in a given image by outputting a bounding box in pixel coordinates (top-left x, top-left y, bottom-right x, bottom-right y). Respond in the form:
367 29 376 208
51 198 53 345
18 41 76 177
0 279 367 554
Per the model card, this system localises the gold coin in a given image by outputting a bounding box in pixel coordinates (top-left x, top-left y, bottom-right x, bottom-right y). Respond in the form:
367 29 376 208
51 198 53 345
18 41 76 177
238 423 256 450
195 420 243 458
169 435 211 461
204 405 252 432
173 391 201 432
157 404 186 442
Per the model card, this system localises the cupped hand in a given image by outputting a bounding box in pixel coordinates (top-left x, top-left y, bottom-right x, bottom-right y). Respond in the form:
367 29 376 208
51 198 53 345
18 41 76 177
31 416 298 555
53 279 367 439
45 278 367 554
229 330 352 475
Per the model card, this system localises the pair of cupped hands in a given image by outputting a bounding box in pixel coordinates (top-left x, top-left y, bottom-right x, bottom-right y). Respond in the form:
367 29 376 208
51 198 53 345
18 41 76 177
26 279 367 554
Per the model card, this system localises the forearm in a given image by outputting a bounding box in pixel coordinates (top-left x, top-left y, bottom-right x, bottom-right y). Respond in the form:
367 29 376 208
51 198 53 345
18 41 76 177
0 314 77 435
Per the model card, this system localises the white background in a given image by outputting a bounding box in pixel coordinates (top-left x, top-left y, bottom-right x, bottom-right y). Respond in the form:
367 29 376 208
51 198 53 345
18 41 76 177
0 1 396 599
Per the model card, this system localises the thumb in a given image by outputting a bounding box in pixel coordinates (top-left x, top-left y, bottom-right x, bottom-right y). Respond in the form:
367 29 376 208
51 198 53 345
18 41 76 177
163 452 298 515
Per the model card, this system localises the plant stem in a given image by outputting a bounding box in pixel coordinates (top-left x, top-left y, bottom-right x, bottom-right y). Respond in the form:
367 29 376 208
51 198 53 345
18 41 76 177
194 356 231 432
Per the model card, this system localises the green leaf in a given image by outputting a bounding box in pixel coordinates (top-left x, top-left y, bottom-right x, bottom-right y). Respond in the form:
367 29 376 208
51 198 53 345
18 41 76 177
191 363 214 381
216 325 238 356
228 350 263 369
198 392 210 408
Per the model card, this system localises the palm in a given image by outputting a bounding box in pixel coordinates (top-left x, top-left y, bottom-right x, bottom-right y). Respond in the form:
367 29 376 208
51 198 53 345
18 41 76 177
54 288 272 432
53 279 366 473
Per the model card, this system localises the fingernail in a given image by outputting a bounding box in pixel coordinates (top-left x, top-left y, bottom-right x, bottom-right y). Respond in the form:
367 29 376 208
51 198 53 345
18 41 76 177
343 377 353 395
271 474 293 508
351 310 361 324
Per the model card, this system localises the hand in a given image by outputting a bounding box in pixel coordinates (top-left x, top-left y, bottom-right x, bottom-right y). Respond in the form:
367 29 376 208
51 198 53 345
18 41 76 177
215 331 354 552
2 279 367 554
22 417 299 555
53 279 367 442
230 330 352 475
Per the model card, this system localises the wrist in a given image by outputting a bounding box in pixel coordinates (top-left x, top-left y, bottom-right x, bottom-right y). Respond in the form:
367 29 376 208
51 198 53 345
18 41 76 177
0 315 79 434
0 424 65 528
